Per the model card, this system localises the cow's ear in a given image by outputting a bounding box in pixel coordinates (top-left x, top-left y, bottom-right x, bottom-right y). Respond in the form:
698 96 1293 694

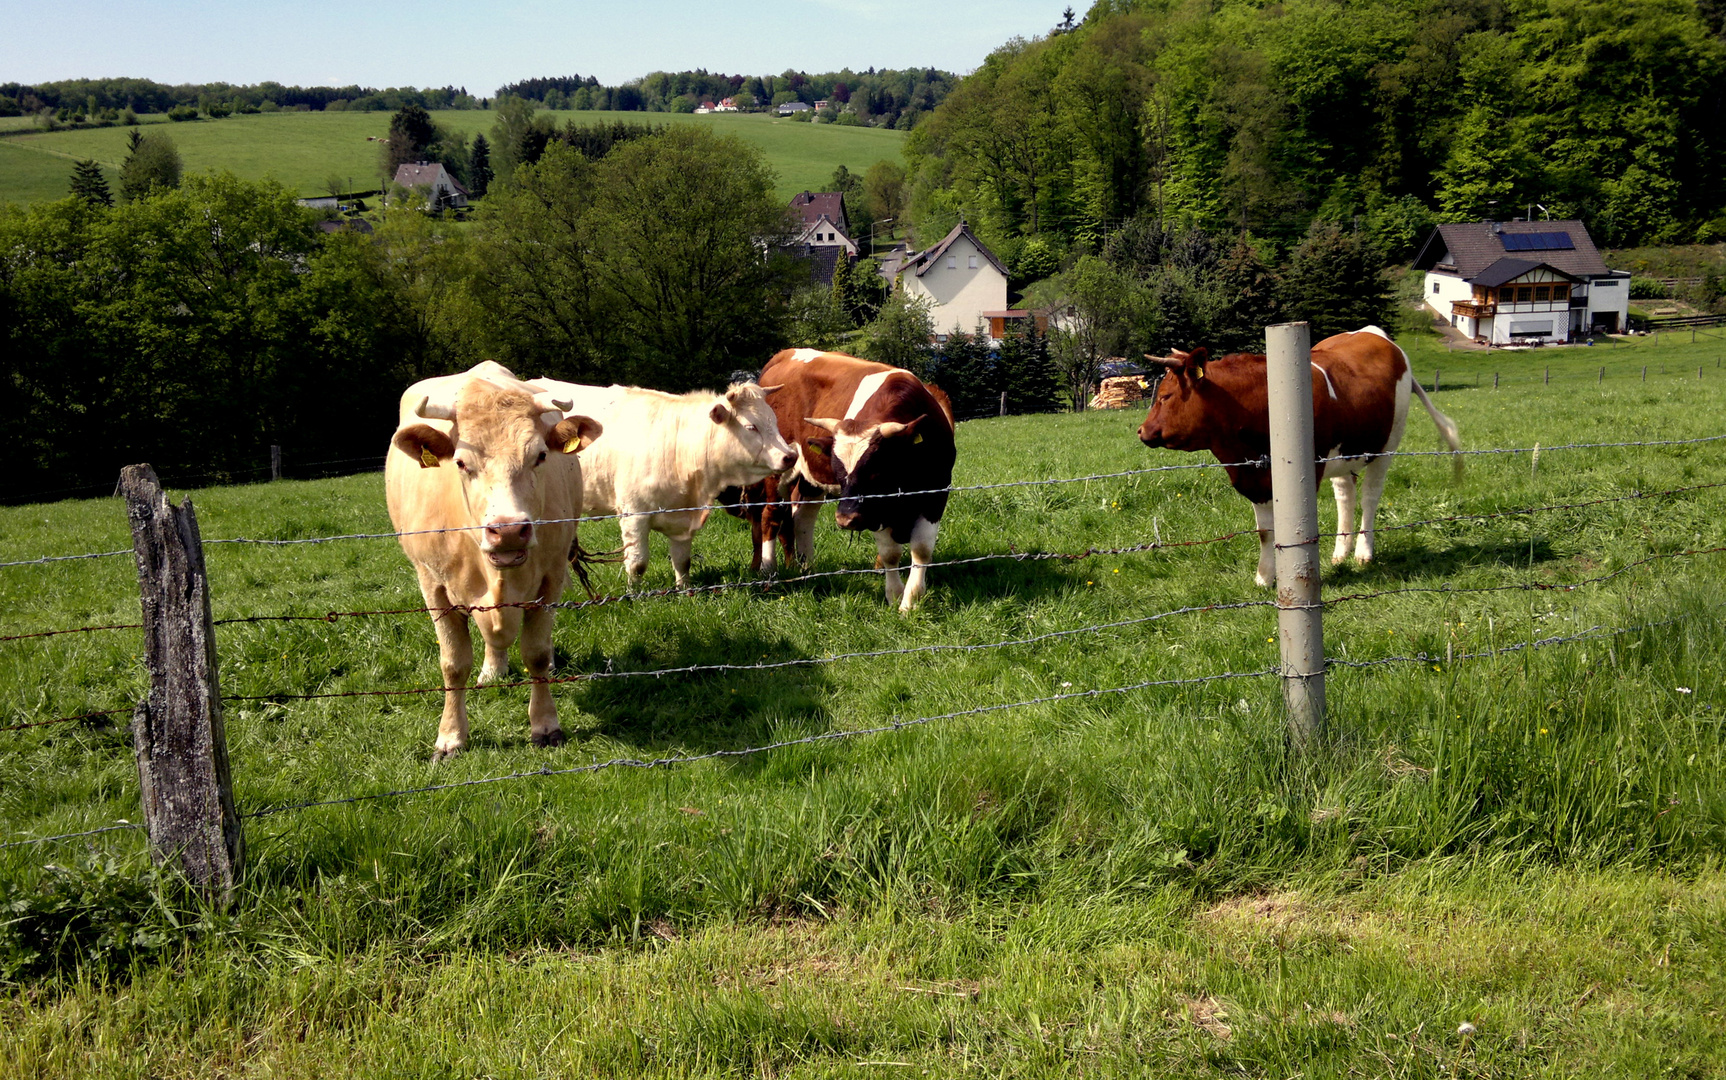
804 416 841 433
549 415 603 454
394 424 455 468
805 436 834 459
1188 347 1209 378
710 400 733 424
758 383 784 395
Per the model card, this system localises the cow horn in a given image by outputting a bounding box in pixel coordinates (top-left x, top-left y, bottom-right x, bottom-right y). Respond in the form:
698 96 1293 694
531 392 573 414
415 394 457 421
805 417 841 433
758 383 784 395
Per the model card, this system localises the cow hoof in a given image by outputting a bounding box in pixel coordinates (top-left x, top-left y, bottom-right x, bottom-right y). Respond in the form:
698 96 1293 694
1254 572 1273 588
531 729 566 749
431 746 462 764
478 665 507 686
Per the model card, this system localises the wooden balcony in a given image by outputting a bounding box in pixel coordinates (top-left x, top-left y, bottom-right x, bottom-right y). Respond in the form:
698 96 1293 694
1451 300 1496 318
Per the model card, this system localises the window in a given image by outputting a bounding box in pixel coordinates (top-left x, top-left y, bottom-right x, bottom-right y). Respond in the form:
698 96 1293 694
1534 285 1551 302
946 255 956 269
968 255 978 269
1554 284 1569 302
1433 281 1441 294
1515 286 1534 303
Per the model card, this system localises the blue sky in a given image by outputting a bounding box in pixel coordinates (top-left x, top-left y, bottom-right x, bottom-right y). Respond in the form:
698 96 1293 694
4 1 1065 93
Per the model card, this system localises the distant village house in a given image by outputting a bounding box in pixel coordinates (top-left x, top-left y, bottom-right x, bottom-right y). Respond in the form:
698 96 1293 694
888 220 1010 339
1413 220 1630 344
784 191 857 285
392 161 469 212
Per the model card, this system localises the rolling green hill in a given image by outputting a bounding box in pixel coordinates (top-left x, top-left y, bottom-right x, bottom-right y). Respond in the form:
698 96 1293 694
0 109 906 206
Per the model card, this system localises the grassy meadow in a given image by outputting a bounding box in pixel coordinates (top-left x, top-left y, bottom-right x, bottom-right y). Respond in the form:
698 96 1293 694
4 329 1726 1075
0 109 906 206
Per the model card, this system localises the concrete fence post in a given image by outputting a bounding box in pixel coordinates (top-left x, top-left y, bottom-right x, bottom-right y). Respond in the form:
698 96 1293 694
120 464 243 905
1264 322 1325 750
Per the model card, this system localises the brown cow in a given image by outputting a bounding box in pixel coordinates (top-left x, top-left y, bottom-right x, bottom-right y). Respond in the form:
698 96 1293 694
385 361 602 760
1137 326 1460 585
730 348 957 612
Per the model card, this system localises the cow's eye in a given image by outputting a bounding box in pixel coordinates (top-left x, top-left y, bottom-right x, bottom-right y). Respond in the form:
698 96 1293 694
455 458 471 472
536 450 547 466
745 423 758 433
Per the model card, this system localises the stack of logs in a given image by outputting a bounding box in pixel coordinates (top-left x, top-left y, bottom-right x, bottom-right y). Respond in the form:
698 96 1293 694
1089 374 1153 410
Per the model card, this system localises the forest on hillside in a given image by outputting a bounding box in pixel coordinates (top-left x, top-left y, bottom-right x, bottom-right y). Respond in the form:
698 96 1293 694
496 68 959 129
905 0 1726 256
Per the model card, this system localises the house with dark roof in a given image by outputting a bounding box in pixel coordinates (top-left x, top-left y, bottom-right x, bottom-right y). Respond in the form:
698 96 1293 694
392 161 470 212
894 220 1010 337
1412 220 1630 343
776 101 814 116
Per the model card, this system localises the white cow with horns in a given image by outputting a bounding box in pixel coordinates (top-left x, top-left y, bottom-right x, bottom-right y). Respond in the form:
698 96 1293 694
527 379 798 589
385 361 602 761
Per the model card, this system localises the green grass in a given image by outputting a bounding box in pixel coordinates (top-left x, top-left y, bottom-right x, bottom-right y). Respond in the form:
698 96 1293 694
4 328 1726 1074
0 109 905 206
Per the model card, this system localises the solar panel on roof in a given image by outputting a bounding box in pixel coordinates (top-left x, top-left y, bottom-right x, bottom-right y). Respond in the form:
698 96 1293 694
1501 231 1575 252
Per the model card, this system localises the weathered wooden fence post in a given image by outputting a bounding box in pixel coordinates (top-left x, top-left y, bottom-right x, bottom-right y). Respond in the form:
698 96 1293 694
999 391 1007 417
1265 322 1325 749
120 464 243 905
270 445 281 482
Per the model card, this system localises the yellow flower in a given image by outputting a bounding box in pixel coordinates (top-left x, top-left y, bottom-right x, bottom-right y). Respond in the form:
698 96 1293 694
1540 727 1549 734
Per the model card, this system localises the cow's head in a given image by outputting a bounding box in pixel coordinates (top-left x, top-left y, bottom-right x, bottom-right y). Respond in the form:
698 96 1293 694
803 413 931 531
711 382 797 482
392 378 602 568
1136 348 1213 451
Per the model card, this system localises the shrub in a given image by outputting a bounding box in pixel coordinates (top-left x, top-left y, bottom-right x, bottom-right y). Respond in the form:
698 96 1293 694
1629 276 1671 299
167 105 198 122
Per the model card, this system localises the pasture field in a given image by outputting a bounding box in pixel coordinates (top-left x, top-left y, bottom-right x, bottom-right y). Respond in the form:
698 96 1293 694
5 332 1726 1075
0 109 905 206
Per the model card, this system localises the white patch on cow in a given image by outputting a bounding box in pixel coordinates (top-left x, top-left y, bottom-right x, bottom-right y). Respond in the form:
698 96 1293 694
791 348 824 363
1312 363 1338 400
832 430 873 474
844 371 893 420
1358 325 1392 341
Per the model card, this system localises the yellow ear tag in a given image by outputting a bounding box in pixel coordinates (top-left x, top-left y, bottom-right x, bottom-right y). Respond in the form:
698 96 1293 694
914 433 924 444
563 437 582 454
1195 368 1206 380
420 447 439 468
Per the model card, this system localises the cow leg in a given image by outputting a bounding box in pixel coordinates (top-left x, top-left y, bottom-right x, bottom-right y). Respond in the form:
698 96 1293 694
1354 455 1395 564
620 513 652 590
520 593 563 749
1253 501 1276 587
791 499 821 569
874 527 905 606
1330 472 1359 565
418 573 473 762
899 517 939 613
472 604 521 686
668 535 695 589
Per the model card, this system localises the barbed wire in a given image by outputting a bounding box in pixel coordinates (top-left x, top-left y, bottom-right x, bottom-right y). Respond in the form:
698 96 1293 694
4 432 1721 569
0 708 127 734
1317 481 1726 543
237 667 1282 822
220 599 1280 707
0 822 142 851
0 622 144 643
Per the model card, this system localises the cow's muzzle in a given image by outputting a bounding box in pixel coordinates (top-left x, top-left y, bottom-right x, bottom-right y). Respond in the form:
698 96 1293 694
483 519 534 566
1137 423 1164 448
834 500 867 531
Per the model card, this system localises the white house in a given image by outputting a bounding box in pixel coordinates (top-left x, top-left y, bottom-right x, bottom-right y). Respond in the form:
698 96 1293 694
1412 220 1630 343
392 162 470 212
894 221 1010 338
788 192 858 256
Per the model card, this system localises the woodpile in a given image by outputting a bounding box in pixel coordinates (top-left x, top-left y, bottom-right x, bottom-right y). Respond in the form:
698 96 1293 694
1090 374 1153 410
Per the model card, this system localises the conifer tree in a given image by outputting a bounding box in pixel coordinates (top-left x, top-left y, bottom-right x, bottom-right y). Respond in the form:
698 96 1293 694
68 159 113 207
997 320 1063 414
469 133 493 198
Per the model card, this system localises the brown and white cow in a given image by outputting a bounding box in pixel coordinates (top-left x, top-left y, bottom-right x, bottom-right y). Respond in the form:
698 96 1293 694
1137 326 1461 585
385 360 602 760
731 348 957 613
527 378 797 589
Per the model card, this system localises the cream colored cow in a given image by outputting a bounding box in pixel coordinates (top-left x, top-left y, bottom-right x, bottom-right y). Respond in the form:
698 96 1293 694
386 361 601 761
529 379 796 589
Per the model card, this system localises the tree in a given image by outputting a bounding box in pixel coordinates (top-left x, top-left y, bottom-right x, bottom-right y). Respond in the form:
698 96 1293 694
858 292 935 378
996 319 1063 413
383 104 437 176
1277 220 1394 340
68 159 112 207
1024 255 1142 409
785 285 853 352
469 133 493 198
118 132 182 201
477 131 800 388
928 328 994 418
862 159 908 241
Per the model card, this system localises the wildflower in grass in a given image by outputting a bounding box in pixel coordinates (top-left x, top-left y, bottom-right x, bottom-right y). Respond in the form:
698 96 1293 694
1061 682 1072 688
1540 727 1549 734
1677 687 1694 694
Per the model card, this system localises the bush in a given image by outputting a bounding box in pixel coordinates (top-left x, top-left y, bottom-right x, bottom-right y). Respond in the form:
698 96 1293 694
167 105 198 122
1629 276 1671 299
0 857 197 982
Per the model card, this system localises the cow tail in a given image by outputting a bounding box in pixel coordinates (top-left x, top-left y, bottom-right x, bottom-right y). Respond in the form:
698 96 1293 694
566 535 622 598
1410 379 1463 483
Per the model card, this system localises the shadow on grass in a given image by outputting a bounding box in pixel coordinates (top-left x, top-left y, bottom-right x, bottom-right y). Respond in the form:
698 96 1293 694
1329 535 1563 583
556 624 834 759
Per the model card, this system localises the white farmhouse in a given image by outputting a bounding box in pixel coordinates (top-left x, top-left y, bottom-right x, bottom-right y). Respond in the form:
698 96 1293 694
894 221 1010 338
1412 220 1630 344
